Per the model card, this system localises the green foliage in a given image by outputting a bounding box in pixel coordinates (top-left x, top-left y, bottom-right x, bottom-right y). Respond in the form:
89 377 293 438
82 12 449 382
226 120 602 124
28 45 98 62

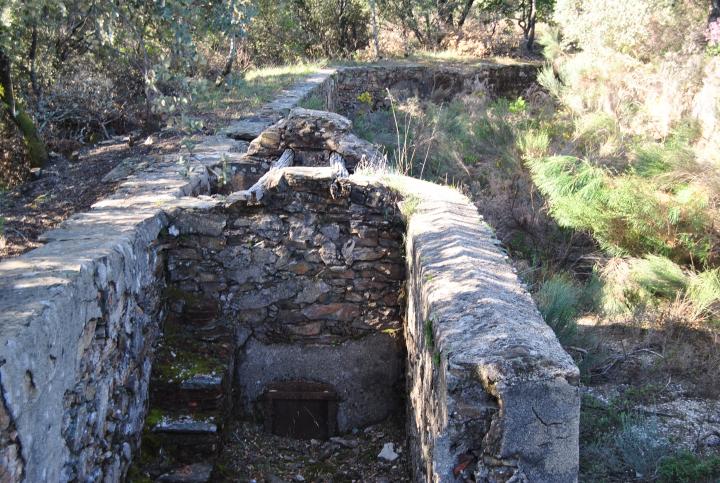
536 274 581 342
508 96 526 113
245 0 369 63
614 417 671 479
528 154 714 264
630 255 688 299
357 91 373 106
657 451 720 483
687 269 720 317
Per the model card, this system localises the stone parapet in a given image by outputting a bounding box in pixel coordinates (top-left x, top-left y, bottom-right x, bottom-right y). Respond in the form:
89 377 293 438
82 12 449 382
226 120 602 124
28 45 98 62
394 176 580 482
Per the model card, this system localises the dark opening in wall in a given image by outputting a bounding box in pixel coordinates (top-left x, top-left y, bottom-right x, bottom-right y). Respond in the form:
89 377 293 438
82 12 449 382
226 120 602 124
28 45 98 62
263 381 339 440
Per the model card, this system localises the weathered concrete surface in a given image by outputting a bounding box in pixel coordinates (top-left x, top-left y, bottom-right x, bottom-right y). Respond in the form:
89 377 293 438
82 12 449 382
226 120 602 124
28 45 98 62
388 175 580 483
237 333 403 432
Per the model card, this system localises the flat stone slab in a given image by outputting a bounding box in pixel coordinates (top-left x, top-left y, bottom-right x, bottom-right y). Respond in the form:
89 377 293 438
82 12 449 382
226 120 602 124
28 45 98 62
153 417 218 434
223 117 278 141
157 463 214 483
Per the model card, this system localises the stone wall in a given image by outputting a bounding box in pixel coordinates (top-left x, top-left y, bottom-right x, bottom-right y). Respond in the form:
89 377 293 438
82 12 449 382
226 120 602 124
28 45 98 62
0 62 571 482
324 63 539 116
397 176 580 482
162 168 407 431
0 133 246 481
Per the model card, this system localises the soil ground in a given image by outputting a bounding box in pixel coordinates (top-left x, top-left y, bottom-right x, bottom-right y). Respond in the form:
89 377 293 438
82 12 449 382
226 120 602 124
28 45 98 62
215 416 410 483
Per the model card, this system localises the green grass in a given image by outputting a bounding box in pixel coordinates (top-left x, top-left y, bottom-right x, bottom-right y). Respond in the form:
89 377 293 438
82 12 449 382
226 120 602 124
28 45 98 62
299 93 325 110
630 255 688 299
190 61 328 130
535 274 581 343
657 451 720 482
687 269 720 316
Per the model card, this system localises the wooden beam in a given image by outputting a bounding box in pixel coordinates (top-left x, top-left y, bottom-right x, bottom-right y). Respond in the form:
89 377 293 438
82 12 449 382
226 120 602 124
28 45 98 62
230 148 294 202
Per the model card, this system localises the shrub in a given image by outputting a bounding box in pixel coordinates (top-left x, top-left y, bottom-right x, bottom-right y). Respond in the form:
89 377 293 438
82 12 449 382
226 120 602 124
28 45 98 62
528 154 715 264
554 0 706 60
630 255 688 299
536 274 581 342
614 417 671 479
657 451 720 483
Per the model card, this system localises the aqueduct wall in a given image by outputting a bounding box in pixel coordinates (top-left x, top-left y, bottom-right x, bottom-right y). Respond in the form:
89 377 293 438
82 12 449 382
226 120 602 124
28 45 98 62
0 62 579 483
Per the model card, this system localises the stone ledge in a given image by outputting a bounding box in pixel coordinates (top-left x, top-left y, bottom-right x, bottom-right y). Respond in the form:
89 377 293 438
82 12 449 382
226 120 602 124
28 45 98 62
382 175 580 483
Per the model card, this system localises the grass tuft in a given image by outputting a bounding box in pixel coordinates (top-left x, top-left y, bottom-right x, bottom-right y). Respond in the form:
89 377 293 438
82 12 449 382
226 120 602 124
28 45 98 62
536 274 581 343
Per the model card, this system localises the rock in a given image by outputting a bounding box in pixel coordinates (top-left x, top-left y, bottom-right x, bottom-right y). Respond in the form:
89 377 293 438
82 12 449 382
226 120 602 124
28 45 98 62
224 118 276 141
301 303 359 321
295 280 331 304
264 473 288 483
319 241 338 265
341 239 355 265
330 436 358 448
378 443 399 462
288 322 323 336
320 224 341 241
101 158 140 183
157 463 214 483
703 433 720 447
171 212 227 237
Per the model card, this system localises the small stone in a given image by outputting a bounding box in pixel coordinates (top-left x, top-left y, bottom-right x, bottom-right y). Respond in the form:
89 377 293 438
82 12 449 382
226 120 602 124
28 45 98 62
704 434 720 447
330 436 358 448
288 322 323 336
294 475 305 482
295 280 331 304
302 303 359 321
319 241 338 265
320 224 341 240
378 443 399 462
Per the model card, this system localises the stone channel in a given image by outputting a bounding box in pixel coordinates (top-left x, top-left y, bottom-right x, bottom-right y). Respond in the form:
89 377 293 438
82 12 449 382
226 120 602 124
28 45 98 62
0 62 579 483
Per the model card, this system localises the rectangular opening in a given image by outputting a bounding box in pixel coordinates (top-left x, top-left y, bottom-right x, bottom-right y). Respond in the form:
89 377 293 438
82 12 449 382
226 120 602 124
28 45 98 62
263 381 338 440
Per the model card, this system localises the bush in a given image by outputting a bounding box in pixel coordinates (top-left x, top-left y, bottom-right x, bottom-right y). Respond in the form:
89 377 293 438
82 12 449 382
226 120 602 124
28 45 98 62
554 0 706 60
657 451 720 483
614 417 671 479
630 255 688 299
527 154 715 264
536 274 581 342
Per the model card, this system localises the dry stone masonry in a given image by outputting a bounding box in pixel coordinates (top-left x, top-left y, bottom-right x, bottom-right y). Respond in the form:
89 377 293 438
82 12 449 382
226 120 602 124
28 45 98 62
0 61 579 483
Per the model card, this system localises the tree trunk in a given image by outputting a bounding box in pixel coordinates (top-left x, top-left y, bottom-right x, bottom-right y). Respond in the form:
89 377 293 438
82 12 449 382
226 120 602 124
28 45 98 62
526 0 537 52
711 0 720 22
216 35 237 86
370 0 381 59
28 26 40 100
0 48 48 169
457 0 476 29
